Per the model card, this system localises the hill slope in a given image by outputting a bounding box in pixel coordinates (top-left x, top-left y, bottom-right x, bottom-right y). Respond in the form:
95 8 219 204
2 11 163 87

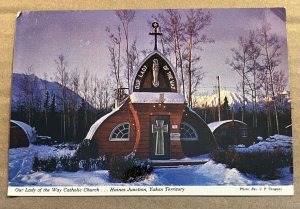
11 73 87 111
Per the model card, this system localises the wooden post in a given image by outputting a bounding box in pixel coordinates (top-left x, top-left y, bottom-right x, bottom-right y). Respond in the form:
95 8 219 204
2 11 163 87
217 76 221 121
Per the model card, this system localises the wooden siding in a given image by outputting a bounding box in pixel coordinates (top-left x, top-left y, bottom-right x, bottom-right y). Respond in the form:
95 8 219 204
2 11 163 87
92 101 186 159
132 103 186 159
92 100 136 156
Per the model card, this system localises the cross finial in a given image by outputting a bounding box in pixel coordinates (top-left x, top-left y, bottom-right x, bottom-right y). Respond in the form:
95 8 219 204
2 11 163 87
149 22 162 51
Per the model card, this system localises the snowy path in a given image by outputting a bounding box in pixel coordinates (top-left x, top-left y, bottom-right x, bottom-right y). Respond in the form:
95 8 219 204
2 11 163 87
9 145 76 185
8 143 293 186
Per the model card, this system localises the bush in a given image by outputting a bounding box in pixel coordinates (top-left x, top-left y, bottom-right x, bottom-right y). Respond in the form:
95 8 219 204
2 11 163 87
74 139 99 160
32 139 153 183
210 149 292 179
32 155 60 172
108 155 153 183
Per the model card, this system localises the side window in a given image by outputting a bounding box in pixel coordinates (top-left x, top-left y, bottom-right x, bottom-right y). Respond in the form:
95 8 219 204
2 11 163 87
109 122 130 141
180 122 198 141
240 128 248 138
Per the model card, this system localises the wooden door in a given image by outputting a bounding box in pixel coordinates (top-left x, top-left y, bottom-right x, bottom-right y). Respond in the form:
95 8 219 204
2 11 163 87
150 115 170 160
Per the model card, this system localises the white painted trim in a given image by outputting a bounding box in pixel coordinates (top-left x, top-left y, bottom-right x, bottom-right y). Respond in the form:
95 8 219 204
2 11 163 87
180 122 198 141
109 122 130 141
109 138 130 142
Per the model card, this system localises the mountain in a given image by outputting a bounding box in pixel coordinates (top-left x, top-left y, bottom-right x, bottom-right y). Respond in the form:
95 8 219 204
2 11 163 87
193 90 252 110
11 73 89 111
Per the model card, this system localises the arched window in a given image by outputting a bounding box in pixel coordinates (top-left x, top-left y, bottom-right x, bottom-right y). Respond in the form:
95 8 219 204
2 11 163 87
109 122 130 141
240 128 248 138
180 122 198 141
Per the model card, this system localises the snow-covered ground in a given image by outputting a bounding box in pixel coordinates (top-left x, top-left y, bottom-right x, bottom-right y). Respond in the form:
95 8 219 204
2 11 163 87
8 138 293 186
234 135 292 153
9 144 76 185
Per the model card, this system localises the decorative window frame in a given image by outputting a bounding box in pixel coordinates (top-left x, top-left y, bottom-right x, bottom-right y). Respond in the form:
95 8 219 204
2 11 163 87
180 122 198 141
109 122 130 141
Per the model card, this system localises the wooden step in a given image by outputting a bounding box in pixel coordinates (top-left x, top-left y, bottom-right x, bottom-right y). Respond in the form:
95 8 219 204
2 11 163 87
150 160 208 167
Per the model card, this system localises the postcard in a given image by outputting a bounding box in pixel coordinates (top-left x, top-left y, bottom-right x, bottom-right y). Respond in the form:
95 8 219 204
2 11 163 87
8 8 293 196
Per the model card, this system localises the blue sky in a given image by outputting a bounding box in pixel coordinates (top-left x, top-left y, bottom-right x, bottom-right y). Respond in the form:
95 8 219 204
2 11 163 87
13 8 288 94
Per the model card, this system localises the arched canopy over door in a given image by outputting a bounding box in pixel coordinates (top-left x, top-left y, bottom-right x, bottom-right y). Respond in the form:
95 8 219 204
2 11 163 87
132 51 179 93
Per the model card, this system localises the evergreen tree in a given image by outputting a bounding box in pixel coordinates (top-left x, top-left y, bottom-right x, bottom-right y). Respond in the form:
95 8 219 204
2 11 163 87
48 94 59 139
43 90 50 129
77 98 87 140
221 96 230 120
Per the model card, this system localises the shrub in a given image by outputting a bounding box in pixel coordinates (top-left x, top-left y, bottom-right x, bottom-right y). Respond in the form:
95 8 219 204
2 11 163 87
210 149 292 179
32 154 108 173
108 154 153 183
32 140 153 183
59 155 80 172
78 155 110 171
74 139 99 160
32 155 58 172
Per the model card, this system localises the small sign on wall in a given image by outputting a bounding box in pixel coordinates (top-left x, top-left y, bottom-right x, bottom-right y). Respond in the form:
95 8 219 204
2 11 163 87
172 125 178 129
170 133 180 141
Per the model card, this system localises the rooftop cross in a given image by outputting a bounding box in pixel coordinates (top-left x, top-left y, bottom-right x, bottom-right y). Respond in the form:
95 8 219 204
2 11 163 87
149 22 162 51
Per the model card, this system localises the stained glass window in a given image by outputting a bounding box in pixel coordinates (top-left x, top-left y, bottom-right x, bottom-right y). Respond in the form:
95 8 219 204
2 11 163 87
109 122 130 141
180 122 198 141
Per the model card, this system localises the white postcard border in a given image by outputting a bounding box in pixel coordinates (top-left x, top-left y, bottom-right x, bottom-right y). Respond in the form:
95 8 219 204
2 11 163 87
7 185 294 196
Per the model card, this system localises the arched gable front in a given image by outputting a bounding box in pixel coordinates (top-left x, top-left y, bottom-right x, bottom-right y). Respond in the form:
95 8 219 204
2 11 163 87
131 51 180 93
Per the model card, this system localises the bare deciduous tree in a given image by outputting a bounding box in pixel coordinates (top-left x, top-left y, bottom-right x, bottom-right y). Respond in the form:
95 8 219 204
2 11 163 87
184 9 212 107
245 31 262 129
228 37 250 122
69 68 80 139
115 10 135 88
256 19 282 134
54 54 68 139
106 26 123 105
20 65 37 125
154 10 186 96
82 69 90 130
273 70 288 112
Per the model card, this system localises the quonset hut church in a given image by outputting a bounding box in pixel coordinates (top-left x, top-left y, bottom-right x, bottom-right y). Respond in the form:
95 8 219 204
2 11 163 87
86 22 216 160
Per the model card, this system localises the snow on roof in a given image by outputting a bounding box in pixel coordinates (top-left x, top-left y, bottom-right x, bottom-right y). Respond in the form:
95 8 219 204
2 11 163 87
130 92 186 104
85 105 123 140
10 120 36 143
285 124 292 129
208 120 247 132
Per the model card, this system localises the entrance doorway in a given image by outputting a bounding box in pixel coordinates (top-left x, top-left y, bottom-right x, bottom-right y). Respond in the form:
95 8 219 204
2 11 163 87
150 115 170 160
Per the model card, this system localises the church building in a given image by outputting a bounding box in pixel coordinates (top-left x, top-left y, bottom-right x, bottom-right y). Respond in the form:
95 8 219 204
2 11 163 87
85 22 216 160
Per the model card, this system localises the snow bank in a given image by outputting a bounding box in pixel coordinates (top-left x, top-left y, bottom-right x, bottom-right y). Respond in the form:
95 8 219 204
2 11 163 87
9 144 292 186
235 135 292 153
130 92 186 104
9 142 292 186
9 145 76 184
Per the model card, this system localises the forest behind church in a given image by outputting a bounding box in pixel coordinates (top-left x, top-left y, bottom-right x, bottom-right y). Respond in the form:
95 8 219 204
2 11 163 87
11 9 291 142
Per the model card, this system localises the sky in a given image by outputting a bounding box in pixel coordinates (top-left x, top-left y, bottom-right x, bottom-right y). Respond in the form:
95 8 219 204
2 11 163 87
13 8 289 95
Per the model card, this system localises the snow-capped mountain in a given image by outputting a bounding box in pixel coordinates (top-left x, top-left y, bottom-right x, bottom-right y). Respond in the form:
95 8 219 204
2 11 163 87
193 90 251 110
11 73 87 111
194 89 291 112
